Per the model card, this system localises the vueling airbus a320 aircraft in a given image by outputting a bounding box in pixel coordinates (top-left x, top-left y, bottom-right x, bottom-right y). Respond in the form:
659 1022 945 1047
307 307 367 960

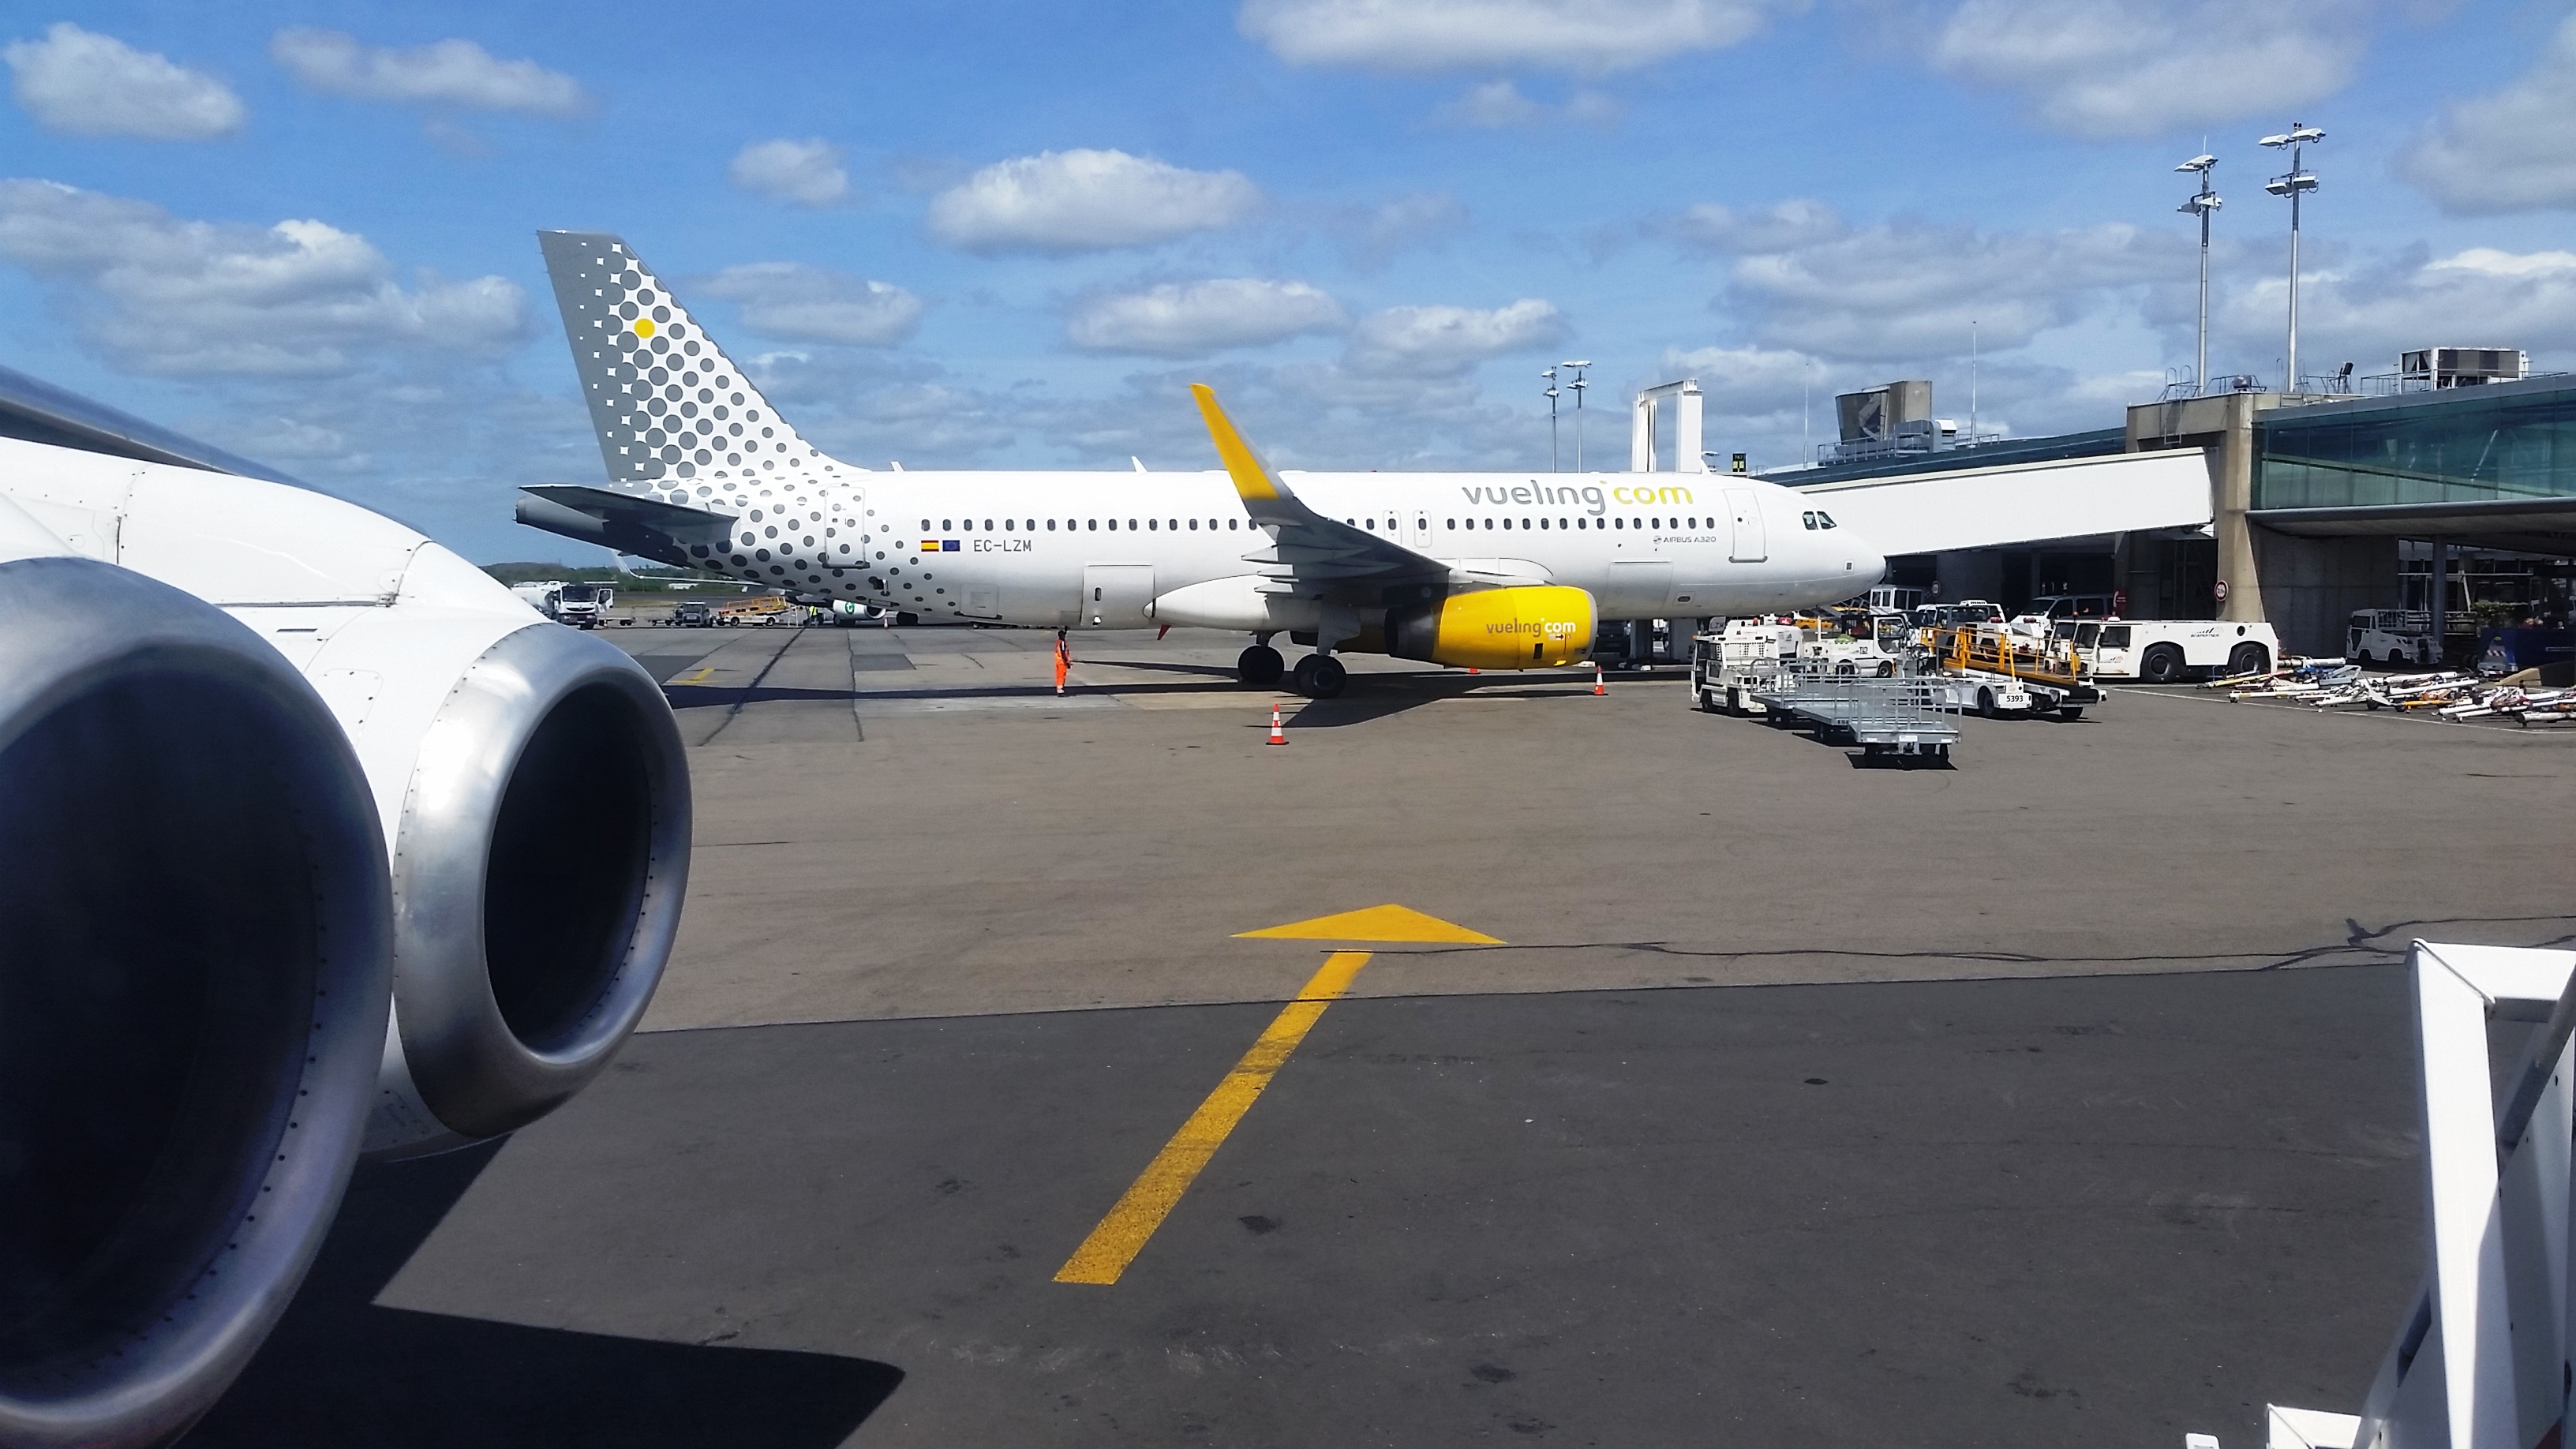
519 232 1883 697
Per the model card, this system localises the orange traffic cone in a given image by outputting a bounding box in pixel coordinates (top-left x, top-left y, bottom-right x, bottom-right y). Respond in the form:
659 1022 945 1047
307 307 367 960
1267 703 1287 744
1593 664 1607 695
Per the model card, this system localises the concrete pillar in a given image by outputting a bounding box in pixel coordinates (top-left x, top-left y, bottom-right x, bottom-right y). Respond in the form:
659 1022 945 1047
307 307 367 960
2129 391 2276 624
1631 398 1656 473
2207 393 2263 623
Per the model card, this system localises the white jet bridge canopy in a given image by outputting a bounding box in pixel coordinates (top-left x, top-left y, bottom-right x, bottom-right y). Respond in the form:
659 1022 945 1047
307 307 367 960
1785 448 2215 555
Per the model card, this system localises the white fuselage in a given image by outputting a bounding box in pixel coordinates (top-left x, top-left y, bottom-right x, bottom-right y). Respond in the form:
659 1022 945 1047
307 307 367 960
691 466 1881 631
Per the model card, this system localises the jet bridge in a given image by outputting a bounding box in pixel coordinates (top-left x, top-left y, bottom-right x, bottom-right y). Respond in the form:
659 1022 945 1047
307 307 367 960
1788 449 2216 556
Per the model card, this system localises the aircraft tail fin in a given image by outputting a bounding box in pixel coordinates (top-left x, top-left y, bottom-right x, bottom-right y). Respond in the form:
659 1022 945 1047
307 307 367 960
535 231 832 492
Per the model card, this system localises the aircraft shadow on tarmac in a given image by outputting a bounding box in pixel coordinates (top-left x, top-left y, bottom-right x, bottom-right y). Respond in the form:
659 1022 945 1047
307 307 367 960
655 664 1642 724
182 1141 901 1448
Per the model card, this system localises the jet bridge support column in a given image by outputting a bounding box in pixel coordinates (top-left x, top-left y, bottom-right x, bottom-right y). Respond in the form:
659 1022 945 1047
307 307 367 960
1631 381 1707 474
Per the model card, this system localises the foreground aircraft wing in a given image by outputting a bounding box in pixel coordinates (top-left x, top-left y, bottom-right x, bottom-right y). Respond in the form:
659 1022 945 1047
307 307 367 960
516 482 736 567
1190 384 1446 603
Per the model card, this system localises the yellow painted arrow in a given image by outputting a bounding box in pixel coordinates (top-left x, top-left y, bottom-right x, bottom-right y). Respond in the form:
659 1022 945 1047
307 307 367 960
1233 903 1502 945
1055 905 1497 1286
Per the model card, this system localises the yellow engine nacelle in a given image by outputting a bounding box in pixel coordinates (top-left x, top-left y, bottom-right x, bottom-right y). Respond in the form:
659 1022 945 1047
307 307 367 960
1387 586 1596 670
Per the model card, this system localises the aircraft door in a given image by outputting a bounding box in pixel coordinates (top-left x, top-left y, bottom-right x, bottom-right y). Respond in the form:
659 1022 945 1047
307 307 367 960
1405 509 1432 551
1725 488 1767 563
1082 563 1155 628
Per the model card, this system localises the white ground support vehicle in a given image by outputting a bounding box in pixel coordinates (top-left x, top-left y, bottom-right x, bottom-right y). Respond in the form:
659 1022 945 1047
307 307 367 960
1919 671 2034 717
2345 608 2436 667
2057 618 2278 683
1689 620 1801 713
553 581 613 628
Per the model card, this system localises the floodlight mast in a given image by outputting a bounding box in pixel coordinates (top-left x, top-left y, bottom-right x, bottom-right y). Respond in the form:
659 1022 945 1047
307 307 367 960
2175 152 2222 397
1563 361 1591 470
1541 368 1560 472
2261 122 2323 392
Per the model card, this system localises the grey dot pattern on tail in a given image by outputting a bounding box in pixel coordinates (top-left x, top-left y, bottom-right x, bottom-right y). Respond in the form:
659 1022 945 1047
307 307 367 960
539 230 881 598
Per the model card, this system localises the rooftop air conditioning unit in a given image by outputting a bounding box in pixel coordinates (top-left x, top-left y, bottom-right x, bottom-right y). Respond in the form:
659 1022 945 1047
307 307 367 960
2399 346 2526 388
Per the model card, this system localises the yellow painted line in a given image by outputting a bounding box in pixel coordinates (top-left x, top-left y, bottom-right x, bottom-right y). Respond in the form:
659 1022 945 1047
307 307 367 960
1054 950 1372 1286
672 665 714 684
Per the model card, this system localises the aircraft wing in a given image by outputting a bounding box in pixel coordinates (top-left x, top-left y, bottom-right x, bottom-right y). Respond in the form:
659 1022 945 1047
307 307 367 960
1191 384 1447 604
517 482 736 567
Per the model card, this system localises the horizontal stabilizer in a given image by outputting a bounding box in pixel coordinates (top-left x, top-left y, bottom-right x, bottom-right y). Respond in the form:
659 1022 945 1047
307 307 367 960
517 484 733 567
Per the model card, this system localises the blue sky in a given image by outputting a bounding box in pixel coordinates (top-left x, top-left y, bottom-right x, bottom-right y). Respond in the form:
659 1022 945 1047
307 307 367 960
6 0 2575 560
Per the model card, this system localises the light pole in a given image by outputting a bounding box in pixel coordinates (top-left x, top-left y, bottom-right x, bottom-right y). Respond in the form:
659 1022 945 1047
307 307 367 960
1542 367 1560 472
2260 122 2323 393
2174 152 2220 396
1563 361 1590 471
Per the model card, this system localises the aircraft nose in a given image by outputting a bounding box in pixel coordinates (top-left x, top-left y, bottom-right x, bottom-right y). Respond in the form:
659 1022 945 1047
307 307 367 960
1844 530 1886 587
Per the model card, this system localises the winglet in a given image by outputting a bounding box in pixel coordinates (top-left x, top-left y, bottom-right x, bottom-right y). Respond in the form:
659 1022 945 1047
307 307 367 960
1190 383 1282 503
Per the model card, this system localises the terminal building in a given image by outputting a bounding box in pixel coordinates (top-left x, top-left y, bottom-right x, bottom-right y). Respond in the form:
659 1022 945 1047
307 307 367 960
1703 361 2575 657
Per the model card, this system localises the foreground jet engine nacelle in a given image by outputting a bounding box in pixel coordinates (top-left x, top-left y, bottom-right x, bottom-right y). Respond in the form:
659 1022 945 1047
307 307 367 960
1 438 692 1167
325 597 691 1158
1387 585 1597 670
0 506 393 1449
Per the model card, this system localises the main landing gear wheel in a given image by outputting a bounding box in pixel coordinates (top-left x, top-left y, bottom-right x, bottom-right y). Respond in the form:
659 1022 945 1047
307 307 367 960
1237 645 1284 687
1291 655 1348 698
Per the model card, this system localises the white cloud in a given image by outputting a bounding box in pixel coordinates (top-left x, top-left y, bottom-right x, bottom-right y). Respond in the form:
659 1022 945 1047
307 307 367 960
1917 0 2370 139
269 28 588 115
1346 298 1564 376
696 262 923 346
728 138 850 208
1337 189 1470 270
1239 0 1788 73
1067 279 1346 355
0 178 525 376
1675 196 2180 361
2220 245 2576 378
926 148 1261 253
1431 79 1622 128
1666 198 1842 253
4 23 243 140
2398 12 2576 214
1660 343 1835 416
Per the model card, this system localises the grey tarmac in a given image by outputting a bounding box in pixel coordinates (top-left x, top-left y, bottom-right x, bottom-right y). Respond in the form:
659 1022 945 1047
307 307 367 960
184 623 2576 1448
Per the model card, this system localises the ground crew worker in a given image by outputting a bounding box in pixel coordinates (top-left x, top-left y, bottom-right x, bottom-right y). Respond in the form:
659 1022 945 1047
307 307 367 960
1054 631 1071 695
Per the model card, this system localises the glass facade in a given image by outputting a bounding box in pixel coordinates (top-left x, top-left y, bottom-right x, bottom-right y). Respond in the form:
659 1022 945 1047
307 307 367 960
2255 380 2576 511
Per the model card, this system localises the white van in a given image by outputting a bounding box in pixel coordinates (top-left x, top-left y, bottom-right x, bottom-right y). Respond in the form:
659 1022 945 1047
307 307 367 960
2057 619 2278 683
2345 609 2435 668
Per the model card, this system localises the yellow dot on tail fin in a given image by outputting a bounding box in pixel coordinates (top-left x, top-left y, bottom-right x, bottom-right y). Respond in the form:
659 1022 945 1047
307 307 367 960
633 317 656 337
1234 904 1501 944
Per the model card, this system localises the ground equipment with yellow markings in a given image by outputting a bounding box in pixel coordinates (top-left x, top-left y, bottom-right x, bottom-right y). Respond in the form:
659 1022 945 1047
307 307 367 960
711 593 793 625
1930 624 2102 720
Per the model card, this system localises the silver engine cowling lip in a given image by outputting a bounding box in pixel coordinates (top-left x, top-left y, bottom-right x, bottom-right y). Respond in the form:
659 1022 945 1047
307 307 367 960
388 620 689 1143
0 556 391 1449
